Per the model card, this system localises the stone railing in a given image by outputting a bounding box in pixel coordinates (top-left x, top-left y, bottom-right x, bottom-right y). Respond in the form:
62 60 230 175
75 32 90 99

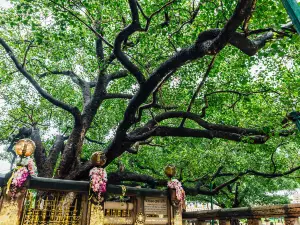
182 204 300 225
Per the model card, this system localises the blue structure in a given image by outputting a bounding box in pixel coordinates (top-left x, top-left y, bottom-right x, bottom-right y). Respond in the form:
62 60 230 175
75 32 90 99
282 0 300 34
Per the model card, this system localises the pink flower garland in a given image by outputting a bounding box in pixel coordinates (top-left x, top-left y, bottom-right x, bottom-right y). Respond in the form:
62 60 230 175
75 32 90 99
27 158 36 176
89 167 107 201
167 179 185 205
9 158 36 199
10 167 29 198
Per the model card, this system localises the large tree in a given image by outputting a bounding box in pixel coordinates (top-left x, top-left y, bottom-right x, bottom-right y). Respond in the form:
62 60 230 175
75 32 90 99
0 0 299 198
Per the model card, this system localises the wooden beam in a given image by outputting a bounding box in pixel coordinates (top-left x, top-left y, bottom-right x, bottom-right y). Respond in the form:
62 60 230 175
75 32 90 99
0 174 168 197
183 204 300 220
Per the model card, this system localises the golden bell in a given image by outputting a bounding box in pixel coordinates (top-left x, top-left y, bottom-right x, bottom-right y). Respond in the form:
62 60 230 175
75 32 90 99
15 139 36 157
91 151 107 167
164 164 176 178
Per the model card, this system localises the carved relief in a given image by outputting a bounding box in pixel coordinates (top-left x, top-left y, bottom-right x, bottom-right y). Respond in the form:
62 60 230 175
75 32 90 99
134 212 145 225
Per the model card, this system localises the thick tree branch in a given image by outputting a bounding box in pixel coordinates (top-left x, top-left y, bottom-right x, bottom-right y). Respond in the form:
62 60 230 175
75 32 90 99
107 70 129 81
211 0 255 52
113 0 145 84
135 111 267 136
65 161 93 180
41 135 65 177
30 127 47 175
104 170 240 196
80 71 128 141
197 29 275 56
230 31 274 56
128 109 296 145
0 38 81 122
242 0 257 34
94 20 105 65
160 12 170 27
82 75 108 123
129 126 268 144
104 93 134 100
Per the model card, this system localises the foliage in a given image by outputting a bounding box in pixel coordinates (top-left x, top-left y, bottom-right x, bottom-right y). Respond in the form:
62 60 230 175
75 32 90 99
0 0 299 206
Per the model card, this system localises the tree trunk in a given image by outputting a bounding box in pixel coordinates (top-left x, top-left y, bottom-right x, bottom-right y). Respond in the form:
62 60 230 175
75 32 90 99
56 124 86 178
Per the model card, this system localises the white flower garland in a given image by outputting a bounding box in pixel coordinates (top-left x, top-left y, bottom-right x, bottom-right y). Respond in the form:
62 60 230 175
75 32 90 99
167 179 186 205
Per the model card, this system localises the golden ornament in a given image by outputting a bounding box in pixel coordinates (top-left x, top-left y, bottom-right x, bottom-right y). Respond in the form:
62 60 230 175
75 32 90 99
14 139 35 157
164 164 176 178
91 151 107 167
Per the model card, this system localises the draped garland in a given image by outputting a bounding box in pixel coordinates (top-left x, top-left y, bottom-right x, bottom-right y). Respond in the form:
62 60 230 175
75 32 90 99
89 167 107 202
167 179 185 206
6 158 36 199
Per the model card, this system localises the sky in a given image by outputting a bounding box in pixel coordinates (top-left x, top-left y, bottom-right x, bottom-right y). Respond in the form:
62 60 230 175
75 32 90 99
0 0 11 8
0 145 10 174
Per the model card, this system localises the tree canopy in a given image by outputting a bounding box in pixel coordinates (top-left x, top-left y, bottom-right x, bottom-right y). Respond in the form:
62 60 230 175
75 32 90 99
0 0 300 206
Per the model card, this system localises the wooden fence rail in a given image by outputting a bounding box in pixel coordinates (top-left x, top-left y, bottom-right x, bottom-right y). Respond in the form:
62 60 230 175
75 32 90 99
0 173 167 197
183 204 300 225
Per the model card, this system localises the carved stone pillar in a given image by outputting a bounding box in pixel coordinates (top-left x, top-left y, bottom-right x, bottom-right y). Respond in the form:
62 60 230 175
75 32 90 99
284 217 299 225
247 218 261 225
